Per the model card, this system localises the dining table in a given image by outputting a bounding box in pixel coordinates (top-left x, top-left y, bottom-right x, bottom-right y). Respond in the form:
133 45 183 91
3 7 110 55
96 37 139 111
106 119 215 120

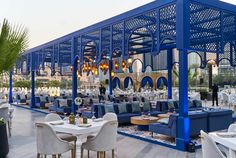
209 132 236 158
47 119 107 158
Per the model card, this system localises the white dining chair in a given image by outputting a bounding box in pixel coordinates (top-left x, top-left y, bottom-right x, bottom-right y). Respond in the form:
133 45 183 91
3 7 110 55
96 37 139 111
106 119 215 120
228 124 236 132
200 130 226 158
44 113 77 156
35 122 75 158
103 113 117 121
0 107 10 137
81 120 118 158
45 113 62 122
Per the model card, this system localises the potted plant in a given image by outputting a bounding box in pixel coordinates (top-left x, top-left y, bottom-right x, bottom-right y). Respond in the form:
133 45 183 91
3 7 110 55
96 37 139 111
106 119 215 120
0 118 9 158
0 19 28 157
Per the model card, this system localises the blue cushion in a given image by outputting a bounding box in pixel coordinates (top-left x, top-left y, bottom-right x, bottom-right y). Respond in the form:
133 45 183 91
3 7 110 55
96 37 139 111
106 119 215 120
118 103 127 114
132 102 141 113
143 102 151 112
104 104 115 113
174 101 179 109
188 100 194 108
193 100 202 107
158 118 169 125
40 96 47 102
117 113 140 124
168 101 175 109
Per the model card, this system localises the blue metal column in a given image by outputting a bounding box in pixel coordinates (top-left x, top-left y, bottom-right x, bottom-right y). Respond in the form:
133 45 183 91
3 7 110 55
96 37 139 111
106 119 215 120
176 0 190 151
30 52 36 108
167 49 173 99
109 26 113 95
8 70 13 103
108 60 113 95
31 70 35 108
72 55 79 114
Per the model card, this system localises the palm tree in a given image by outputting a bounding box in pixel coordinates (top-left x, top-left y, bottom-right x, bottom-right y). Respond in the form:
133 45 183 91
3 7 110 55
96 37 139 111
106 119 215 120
173 64 198 87
0 19 28 74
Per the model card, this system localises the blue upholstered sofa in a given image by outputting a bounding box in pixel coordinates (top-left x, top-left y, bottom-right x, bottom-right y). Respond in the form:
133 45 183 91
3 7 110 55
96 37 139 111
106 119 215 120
16 94 27 104
35 96 47 108
156 99 203 112
149 109 233 138
204 109 233 132
149 111 208 137
49 98 72 114
95 102 163 124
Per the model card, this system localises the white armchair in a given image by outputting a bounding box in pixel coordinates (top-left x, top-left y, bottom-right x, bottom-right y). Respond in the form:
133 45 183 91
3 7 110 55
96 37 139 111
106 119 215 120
35 122 75 158
81 121 118 158
200 130 226 158
44 113 77 156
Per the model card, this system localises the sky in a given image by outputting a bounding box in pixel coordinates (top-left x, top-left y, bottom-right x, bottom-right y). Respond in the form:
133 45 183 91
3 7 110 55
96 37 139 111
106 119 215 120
0 0 235 49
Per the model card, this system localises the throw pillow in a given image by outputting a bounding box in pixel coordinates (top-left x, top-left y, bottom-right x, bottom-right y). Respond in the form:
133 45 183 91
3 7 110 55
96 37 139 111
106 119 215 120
143 102 151 112
168 101 175 110
40 96 47 102
132 102 141 113
188 100 194 108
104 104 115 113
118 103 127 114
158 118 169 125
194 100 202 107
59 99 67 107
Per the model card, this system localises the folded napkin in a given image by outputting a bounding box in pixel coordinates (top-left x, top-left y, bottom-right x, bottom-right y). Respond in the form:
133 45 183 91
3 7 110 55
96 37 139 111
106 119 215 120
93 118 104 122
50 121 64 125
78 124 92 127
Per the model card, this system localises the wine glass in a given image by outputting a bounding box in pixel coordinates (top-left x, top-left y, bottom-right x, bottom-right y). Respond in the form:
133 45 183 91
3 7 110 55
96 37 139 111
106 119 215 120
91 111 96 121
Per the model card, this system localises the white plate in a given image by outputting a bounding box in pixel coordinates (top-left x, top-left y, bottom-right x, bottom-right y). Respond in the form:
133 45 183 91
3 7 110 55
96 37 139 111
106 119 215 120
78 124 92 127
93 118 104 122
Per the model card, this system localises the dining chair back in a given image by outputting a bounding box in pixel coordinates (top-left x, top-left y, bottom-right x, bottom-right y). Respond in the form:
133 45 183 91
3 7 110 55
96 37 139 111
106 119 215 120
228 124 236 132
103 113 117 121
82 120 118 152
35 122 74 156
200 130 226 158
45 113 62 122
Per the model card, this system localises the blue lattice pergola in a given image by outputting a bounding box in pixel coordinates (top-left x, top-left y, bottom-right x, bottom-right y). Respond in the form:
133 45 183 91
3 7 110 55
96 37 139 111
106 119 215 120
10 0 236 151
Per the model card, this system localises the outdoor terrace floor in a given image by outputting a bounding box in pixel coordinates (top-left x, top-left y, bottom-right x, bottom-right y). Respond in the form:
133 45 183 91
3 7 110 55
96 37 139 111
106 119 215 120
6 106 202 158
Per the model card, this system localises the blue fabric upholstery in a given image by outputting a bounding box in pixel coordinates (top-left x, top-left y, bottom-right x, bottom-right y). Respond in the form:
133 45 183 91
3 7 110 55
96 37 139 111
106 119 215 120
149 112 208 137
35 96 46 108
94 102 162 124
205 109 233 132
155 100 203 112
48 98 72 114
143 102 151 112
117 113 140 124
131 102 141 113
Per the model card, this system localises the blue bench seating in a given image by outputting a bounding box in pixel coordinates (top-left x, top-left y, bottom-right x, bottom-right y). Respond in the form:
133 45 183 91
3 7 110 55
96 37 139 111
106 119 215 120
149 109 233 138
49 98 72 114
156 99 203 112
95 101 163 124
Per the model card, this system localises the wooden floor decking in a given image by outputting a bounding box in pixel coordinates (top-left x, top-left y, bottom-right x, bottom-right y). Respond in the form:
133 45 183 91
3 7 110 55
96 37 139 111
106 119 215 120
6 106 202 158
